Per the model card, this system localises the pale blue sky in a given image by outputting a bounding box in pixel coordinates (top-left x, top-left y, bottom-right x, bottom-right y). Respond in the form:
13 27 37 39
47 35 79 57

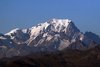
0 0 100 35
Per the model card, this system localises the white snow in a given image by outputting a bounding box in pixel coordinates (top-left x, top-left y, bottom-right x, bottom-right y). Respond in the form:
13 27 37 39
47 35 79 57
22 29 28 33
5 28 20 35
30 22 49 37
43 33 48 37
50 19 71 32
0 36 7 39
11 36 15 39
51 19 71 27
46 36 53 41
80 34 84 41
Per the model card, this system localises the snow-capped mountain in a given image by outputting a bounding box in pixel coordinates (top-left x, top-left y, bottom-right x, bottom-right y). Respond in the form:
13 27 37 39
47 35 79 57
27 19 82 50
0 18 100 58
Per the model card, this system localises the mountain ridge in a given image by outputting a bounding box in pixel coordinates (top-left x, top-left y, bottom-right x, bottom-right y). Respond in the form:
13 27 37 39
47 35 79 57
0 18 100 58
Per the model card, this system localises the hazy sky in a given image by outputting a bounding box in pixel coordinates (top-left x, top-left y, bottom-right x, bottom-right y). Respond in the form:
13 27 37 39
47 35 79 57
0 0 100 35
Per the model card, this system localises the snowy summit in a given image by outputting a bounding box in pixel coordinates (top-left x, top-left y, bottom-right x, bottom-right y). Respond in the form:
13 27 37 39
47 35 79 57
30 19 72 37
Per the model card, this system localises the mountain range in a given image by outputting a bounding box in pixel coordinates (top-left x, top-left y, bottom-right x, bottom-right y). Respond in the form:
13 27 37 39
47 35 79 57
0 18 100 58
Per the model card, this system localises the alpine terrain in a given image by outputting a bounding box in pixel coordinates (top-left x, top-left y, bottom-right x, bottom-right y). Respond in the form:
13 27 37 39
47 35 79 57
0 19 100 58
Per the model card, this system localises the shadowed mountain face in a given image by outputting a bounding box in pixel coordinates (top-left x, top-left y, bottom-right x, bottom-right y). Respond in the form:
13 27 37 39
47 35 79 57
0 45 100 67
85 32 100 44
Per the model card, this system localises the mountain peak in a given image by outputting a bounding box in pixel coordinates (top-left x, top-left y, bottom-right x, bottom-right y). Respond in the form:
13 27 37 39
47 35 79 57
30 19 75 37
